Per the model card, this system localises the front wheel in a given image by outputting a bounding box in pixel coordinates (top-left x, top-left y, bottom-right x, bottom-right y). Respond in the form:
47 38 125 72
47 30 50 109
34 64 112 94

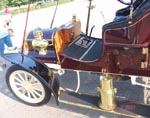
6 65 51 106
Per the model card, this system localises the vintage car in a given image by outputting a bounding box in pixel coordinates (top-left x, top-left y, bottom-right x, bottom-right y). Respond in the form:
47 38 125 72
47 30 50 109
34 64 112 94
3 0 150 117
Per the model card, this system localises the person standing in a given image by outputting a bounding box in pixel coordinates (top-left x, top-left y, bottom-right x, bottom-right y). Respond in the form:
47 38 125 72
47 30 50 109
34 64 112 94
4 6 11 17
4 7 12 26
0 14 13 71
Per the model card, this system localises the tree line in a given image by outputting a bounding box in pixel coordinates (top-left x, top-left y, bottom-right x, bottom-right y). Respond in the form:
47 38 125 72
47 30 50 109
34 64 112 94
0 0 41 9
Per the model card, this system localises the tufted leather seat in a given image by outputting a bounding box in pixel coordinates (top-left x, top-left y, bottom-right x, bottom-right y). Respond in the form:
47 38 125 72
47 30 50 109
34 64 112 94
115 0 144 17
102 0 150 47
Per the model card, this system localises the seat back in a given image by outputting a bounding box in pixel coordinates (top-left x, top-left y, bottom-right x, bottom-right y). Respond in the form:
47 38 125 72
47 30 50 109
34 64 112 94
102 0 150 47
115 0 144 17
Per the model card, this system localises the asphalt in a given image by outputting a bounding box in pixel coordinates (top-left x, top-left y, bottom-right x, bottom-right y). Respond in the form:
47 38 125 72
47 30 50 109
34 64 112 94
0 62 148 118
0 63 89 118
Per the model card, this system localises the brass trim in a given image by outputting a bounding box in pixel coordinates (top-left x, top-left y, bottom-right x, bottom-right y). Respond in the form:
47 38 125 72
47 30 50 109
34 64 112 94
141 47 149 68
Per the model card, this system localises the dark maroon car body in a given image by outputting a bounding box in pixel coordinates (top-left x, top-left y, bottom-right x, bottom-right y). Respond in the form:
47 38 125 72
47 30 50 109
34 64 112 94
25 0 150 77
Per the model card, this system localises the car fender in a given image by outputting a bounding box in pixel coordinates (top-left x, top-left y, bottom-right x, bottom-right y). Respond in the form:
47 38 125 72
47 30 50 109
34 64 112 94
4 53 60 105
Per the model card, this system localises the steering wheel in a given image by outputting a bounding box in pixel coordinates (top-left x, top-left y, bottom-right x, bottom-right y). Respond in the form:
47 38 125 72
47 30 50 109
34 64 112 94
117 0 135 5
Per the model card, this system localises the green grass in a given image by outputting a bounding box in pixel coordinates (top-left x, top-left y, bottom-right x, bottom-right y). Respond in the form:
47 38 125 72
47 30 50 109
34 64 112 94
11 0 73 15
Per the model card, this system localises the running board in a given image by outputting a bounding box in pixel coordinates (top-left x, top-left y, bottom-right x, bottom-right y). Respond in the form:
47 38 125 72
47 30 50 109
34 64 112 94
59 90 150 118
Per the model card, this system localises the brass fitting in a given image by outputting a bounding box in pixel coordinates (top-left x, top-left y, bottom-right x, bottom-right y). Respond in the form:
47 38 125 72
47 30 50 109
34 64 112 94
98 75 116 110
141 47 149 68
32 27 48 55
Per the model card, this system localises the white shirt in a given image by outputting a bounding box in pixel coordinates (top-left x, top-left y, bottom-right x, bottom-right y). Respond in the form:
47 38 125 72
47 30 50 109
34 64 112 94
0 14 9 39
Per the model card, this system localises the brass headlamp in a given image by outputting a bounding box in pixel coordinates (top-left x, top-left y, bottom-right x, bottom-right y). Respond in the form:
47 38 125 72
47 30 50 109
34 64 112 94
32 27 48 55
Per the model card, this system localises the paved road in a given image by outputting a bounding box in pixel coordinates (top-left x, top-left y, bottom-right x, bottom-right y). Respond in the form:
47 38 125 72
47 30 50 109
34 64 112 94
0 63 90 118
0 0 149 118
0 63 145 118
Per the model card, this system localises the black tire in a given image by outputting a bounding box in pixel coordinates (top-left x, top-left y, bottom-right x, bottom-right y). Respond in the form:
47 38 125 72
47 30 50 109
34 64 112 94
6 65 51 106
